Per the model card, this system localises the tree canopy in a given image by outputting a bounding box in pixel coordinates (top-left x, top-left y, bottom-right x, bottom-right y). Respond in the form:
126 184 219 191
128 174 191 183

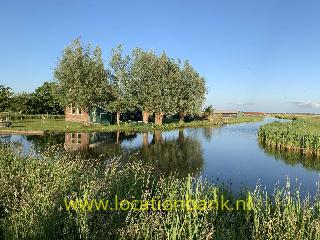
129 49 206 124
108 44 135 125
9 92 31 114
54 38 111 110
2 39 207 125
176 61 207 121
29 82 64 114
0 85 13 112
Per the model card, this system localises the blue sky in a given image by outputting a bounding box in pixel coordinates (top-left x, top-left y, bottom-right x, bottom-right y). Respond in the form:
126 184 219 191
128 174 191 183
1 0 320 113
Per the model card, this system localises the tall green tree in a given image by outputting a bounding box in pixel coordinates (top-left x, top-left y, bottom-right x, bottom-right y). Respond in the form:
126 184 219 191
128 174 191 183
131 50 184 125
176 61 206 122
108 45 134 126
0 85 13 112
153 52 181 125
130 48 159 123
54 38 111 111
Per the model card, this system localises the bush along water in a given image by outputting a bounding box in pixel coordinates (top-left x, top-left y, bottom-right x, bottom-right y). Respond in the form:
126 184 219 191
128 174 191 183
1 142 320 239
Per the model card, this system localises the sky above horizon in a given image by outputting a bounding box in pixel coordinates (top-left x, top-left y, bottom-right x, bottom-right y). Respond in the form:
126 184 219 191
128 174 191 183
1 0 320 113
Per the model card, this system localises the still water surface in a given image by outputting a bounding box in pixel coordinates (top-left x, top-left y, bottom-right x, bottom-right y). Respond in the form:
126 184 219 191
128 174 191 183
1 118 319 193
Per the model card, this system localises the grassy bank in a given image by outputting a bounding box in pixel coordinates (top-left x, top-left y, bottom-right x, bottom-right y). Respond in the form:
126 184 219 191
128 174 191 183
258 117 320 156
0 116 264 134
273 114 320 121
0 143 320 239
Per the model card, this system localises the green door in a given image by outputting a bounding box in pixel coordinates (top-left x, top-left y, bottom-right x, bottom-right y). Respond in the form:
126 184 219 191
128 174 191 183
90 107 112 124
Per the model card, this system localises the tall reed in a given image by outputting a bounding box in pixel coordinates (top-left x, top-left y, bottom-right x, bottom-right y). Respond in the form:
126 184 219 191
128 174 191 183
0 143 320 239
258 121 320 157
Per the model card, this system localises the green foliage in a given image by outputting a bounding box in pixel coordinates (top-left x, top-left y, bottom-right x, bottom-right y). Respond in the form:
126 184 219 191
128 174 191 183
130 48 160 114
2 41 208 124
0 143 320 239
108 45 135 114
2 82 63 115
130 48 206 124
3 41 207 124
258 119 320 156
29 82 64 114
8 92 31 113
177 61 207 116
202 105 218 122
54 38 112 110
204 105 214 115
153 52 181 115
0 85 13 112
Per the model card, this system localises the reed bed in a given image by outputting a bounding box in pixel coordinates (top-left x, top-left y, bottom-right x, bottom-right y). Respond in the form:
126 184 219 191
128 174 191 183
0 142 320 239
258 120 320 157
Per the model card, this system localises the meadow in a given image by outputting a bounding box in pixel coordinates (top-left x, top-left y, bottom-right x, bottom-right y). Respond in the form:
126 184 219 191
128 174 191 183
1 142 320 240
0 116 263 134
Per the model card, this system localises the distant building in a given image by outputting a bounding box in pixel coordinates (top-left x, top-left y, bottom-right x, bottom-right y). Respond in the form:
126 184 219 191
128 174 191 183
213 110 242 117
243 112 265 116
65 105 114 124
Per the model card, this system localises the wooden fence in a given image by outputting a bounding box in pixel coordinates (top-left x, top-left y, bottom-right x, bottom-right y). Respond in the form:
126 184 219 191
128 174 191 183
0 112 65 121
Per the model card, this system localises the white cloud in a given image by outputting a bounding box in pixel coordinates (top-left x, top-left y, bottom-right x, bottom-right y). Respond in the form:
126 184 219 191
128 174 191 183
286 101 320 109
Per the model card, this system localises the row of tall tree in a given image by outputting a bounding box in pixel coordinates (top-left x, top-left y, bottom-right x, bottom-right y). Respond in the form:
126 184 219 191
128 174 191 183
54 39 207 125
0 83 64 115
1 39 207 125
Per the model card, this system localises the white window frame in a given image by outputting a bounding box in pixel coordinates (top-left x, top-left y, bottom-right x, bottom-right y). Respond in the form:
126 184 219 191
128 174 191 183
71 105 82 115
71 133 82 144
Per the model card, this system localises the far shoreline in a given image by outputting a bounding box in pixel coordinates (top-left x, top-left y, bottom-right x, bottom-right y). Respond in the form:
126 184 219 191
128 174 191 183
0 116 264 135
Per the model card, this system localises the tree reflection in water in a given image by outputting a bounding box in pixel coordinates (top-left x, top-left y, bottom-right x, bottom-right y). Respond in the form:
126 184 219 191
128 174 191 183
17 129 205 178
26 134 65 152
136 129 204 178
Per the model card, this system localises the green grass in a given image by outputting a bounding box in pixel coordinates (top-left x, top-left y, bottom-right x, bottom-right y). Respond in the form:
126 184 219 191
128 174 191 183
274 114 320 121
0 116 264 134
1 142 320 239
258 116 320 156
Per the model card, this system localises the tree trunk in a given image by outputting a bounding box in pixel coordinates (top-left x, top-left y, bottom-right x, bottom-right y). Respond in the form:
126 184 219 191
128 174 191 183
178 129 185 144
116 111 120 126
159 112 163 125
153 130 163 144
155 112 164 125
179 111 185 123
142 132 148 148
116 130 120 144
142 111 149 124
154 113 159 125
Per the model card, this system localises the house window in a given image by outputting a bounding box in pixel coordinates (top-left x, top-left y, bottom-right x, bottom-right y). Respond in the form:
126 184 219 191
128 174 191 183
71 105 82 115
77 133 81 144
71 133 82 144
71 133 77 143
